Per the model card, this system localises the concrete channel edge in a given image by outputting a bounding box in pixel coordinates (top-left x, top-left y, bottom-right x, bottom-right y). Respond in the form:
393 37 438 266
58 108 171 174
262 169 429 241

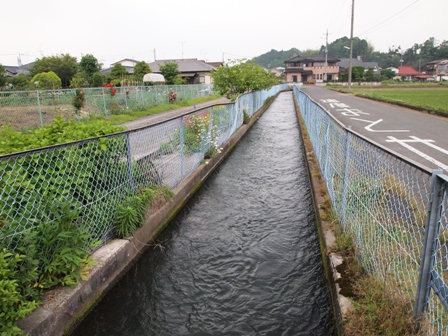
293 95 353 336
17 93 280 336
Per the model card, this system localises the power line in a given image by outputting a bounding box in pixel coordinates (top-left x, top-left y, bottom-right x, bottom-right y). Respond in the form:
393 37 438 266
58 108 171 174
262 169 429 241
358 0 431 36
330 0 351 38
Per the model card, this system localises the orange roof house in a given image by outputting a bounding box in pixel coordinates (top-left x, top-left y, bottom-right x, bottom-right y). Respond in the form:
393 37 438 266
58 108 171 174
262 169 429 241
397 66 421 81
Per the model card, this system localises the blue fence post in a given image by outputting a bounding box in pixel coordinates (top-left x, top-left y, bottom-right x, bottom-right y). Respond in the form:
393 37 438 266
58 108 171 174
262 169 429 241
179 117 185 179
341 127 352 226
36 90 43 127
102 88 107 115
124 86 128 110
125 133 135 192
414 169 444 321
323 118 331 178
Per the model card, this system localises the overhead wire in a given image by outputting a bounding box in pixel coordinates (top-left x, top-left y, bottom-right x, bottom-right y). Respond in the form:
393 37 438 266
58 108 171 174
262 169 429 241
358 0 432 36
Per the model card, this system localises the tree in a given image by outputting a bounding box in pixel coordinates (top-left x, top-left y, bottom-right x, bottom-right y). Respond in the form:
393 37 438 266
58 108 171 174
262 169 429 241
70 73 90 88
91 72 104 87
380 68 396 80
79 54 101 79
352 66 365 81
133 61 151 83
30 71 62 90
365 67 375 82
0 64 6 88
107 63 128 85
9 74 29 90
211 60 279 100
159 61 181 85
29 54 78 88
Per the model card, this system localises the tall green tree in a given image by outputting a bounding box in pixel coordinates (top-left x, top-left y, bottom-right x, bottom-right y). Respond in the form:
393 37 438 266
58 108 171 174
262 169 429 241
159 61 181 85
133 61 151 83
211 60 278 100
29 54 77 88
79 54 101 81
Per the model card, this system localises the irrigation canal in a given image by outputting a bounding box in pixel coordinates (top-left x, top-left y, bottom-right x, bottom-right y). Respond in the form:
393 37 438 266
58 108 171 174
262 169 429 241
71 92 336 335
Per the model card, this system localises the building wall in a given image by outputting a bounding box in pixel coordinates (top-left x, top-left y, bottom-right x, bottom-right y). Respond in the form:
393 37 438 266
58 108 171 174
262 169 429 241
285 64 339 83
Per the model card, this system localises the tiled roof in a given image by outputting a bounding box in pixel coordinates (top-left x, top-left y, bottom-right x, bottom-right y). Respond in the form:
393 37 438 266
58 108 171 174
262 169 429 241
398 66 420 76
149 59 216 73
111 58 140 65
284 55 340 63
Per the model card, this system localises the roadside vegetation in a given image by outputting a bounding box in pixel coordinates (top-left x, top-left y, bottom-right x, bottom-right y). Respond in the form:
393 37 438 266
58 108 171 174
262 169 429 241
0 60 275 333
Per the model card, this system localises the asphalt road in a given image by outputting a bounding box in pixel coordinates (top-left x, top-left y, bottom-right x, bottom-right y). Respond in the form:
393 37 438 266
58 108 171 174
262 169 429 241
301 86 448 172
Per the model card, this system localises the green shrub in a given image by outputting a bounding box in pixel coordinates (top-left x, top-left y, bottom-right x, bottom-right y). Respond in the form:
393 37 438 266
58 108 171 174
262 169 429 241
243 110 251 124
34 201 98 288
0 248 39 336
113 187 171 238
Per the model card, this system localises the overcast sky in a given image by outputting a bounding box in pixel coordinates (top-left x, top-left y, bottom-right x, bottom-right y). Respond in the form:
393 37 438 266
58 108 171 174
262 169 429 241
1 0 446 68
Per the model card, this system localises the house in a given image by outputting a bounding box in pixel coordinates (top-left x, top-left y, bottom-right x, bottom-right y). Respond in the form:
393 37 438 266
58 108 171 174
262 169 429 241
338 56 381 76
284 55 340 83
149 58 216 84
2 63 33 77
270 67 285 77
100 58 140 75
386 67 399 75
397 66 421 81
425 59 448 81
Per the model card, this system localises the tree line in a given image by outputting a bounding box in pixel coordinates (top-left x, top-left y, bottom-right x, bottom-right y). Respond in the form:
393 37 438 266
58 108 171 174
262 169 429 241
252 36 448 72
0 55 186 90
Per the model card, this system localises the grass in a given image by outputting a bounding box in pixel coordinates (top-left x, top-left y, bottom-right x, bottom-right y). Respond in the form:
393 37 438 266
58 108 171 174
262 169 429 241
105 94 222 125
327 83 448 115
343 274 427 336
351 89 448 115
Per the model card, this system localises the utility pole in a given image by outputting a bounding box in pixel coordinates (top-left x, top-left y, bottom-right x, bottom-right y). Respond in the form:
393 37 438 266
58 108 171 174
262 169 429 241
348 0 355 90
154 49 156 61
324 29 329 82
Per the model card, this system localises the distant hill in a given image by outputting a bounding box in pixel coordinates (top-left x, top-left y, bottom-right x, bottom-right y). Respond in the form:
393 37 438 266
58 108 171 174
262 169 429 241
251 48 320 69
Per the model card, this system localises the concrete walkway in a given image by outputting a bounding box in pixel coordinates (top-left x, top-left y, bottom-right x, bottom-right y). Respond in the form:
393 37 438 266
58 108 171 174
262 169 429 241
122 97 231 130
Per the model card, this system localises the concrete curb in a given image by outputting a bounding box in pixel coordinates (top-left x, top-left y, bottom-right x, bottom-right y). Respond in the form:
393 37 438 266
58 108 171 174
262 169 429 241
293 95 353 335
17 93 279 336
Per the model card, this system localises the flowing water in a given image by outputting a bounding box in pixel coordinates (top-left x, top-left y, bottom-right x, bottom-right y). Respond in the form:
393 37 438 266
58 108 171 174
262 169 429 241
72 92 336 336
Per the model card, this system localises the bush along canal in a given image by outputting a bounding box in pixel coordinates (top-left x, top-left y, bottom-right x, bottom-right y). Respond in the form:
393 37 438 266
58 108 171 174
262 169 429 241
71 92 336 335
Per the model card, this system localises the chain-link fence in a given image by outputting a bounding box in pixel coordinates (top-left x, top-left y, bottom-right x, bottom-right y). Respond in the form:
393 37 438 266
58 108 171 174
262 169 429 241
0 84 288 255
0 84 212 130
294 85 448 335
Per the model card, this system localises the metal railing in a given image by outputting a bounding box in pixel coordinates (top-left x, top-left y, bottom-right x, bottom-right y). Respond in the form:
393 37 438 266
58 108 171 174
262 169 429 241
0 84 213 130
0 84 288 255
293 85 448 335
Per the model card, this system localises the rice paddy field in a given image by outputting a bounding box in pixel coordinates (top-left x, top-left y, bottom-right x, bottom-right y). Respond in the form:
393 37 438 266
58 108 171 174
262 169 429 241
351 88 448 115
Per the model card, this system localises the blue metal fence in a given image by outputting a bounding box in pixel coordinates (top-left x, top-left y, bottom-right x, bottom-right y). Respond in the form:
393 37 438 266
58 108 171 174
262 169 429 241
0 85 288 254
0 84 213 130
293 85 448 335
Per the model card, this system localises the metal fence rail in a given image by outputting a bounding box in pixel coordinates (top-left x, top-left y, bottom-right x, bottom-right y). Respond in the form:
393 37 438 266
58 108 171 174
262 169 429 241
0 84 288 256
0 84 212 130
293 85 448 335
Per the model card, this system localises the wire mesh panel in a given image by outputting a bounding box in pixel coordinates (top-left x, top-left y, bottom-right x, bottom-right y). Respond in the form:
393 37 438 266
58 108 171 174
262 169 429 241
0 85 287 258
0 84 214 130
293 85 448 334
